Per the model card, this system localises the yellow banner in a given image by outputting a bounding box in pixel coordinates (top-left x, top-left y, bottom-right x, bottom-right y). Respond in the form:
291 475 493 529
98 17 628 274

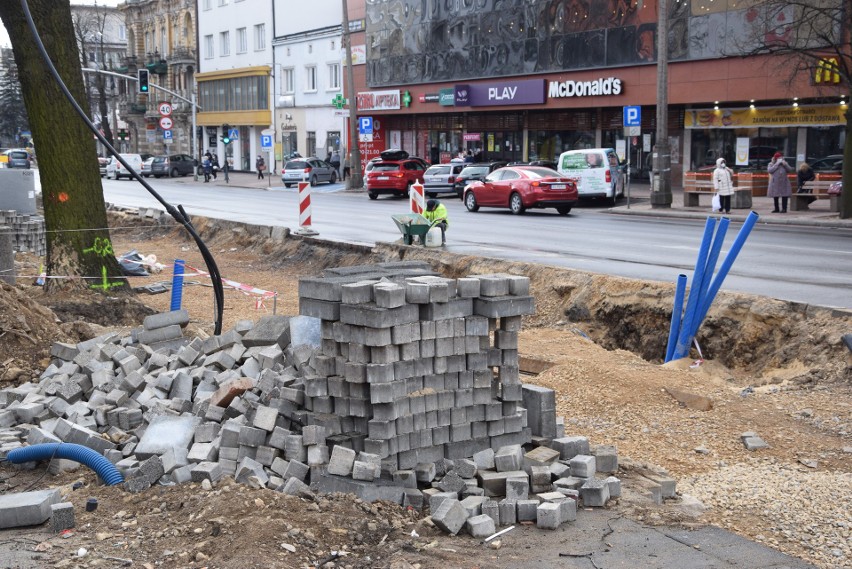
685 105 846 129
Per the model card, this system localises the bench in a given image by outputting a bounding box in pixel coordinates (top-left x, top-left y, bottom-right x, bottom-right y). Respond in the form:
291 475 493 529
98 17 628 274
790 180 840 212
683 179 752 209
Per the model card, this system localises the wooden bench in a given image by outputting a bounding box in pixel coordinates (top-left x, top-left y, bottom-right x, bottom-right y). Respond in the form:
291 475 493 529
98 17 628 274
791 180 840 212
683 179 752 209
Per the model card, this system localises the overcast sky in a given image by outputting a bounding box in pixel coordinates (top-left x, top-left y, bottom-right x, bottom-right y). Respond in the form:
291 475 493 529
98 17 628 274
1 1 122 48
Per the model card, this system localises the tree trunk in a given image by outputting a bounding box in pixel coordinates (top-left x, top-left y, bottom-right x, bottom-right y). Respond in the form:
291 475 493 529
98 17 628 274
0 0 127 292
842 104 851 220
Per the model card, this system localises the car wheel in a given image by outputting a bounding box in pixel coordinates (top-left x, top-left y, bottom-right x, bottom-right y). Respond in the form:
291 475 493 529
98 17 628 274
368 191 378 200
170 168 179 178
556 206 572 215
284 183 292 188
509 192 525 215
464 191 479 212
330 171 338 183
154 175 162 178
426 192 436 198
310 176 317 187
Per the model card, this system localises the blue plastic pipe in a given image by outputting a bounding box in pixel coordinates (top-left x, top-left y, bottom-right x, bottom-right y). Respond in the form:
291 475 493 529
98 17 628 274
170 259 185 311
693 211 760 332
690 217 730 337
5 443 124 486
672 218 717 361
665 274 688 363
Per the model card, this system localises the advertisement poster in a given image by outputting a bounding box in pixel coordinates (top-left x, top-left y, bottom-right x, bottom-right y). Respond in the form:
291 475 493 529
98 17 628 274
358 119 385 171
615 139 626 162
685 105 845 128
735 137 750 165
487 134 494 152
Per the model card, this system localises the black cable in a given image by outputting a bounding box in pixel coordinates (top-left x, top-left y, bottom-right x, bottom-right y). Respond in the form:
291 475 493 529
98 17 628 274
19 0 224 334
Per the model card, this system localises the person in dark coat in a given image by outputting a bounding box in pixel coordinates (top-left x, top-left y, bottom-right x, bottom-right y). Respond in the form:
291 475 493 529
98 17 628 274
330 150 341 177
796 161 817 207
767 152 792 213
256 155 266 180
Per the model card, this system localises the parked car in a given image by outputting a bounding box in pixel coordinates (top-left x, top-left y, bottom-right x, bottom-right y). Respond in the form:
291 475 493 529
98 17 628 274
366 149 428 200
151 154 195 178
281 157 338 187
810 155 843 172
453 161 508 198
105 153 143 180
463 165 578 215
529 160 558 170
422 163 465 198
557 148 625 205
98 156 109 177
140 156 156 178
1 149 32 169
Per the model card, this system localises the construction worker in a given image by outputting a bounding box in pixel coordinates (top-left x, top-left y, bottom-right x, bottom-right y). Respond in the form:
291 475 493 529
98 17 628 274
424 199 448 245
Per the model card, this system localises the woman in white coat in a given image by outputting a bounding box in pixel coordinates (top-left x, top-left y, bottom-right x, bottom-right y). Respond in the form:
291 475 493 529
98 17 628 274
712 157 735 214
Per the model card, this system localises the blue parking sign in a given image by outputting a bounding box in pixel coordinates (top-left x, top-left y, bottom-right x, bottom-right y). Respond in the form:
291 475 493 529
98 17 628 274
623 106 641 127
260 134 272 150
163 130 173 139
358 117 373 135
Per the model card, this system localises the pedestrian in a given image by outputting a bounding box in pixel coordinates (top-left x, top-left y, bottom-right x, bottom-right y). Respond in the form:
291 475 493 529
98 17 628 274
343 153 351 180
223 157 231 183
796 162 816 207
202 156 212 183
211 154 220 180
330 150 341 177
326 150 332 164
256 155 265 180
767 152 792 213
424 199 449 245
712 157 735 214
464 150 474 163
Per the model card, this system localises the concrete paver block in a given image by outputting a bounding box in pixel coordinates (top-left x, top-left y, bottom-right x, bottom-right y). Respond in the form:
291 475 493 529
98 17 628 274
50 502 75 532
465 513 496 538
0 489 61 529
431 499 469 535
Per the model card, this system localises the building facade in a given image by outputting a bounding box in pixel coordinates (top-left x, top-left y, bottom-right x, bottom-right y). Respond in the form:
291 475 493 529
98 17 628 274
71 4 129 154
196 0 273 172
349 0 847 186
273 0 346 166
120 0 198 158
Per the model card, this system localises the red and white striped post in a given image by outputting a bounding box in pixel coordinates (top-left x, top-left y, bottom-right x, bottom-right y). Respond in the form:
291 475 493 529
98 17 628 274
410 182 425 214
296 181 318 235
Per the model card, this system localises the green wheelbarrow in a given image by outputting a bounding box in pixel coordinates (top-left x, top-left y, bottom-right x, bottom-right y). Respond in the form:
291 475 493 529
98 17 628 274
391 213 440 246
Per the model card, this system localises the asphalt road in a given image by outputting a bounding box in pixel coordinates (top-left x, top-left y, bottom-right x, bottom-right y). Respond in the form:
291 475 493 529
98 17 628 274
100 177 852 310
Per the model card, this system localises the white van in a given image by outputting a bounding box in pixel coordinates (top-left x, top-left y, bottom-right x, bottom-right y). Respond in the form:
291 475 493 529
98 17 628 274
557 148 624 204
105 153 143 180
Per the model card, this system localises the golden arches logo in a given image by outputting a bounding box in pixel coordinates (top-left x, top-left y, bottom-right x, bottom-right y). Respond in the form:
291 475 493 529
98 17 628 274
815 58 840 84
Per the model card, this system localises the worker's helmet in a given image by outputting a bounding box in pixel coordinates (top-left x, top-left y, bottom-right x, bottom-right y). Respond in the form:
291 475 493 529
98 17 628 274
426 199 438 211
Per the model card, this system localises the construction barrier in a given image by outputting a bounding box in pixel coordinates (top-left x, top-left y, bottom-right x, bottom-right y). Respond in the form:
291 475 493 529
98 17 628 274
410 182 425 214
297 181 318 235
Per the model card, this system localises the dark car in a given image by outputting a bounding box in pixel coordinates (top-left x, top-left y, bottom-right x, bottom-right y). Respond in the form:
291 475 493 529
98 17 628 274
151 154 194 178
2 149 32 169
463 165 578 215
529 160 558 170
281 157 338 187
810 155 843 172
366 149 428 199
454 161 508 198
423 163 465 198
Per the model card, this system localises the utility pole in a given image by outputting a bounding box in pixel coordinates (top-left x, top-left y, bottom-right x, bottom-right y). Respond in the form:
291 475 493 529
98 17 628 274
651 0 672 208
342 0 363 190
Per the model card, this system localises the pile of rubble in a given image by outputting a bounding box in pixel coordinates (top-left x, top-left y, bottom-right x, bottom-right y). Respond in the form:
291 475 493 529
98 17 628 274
0 262 656 536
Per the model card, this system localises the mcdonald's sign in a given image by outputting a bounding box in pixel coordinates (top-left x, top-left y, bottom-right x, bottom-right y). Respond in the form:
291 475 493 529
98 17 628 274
814 58 840 84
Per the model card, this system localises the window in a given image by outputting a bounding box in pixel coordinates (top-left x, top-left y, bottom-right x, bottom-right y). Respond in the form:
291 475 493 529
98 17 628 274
306 132 316 158
305 66 316 92
327 63 340 90
119 25 126 41
203 0 211 9
281 68 294 93
218 0 227 5
220 31 230 56
237 27 247 53
204 34 214 59
254 24 265 50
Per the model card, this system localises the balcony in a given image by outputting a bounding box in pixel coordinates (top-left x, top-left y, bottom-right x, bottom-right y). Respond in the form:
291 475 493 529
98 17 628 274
129 103 148 114
169 46 196 65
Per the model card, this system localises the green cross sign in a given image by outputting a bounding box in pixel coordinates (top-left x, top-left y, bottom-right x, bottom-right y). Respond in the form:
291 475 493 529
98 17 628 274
332 94 347 109
402 90 412 107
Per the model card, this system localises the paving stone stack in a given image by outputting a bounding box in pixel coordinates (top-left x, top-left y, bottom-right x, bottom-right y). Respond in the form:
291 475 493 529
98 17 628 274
298 269 536 472
0 261 645 536
0 210 45 255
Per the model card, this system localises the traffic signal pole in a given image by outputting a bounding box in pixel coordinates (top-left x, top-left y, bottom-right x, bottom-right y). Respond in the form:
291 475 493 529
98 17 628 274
81 68 202 180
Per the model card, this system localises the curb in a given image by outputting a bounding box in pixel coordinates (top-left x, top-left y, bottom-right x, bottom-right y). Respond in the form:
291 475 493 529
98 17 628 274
604 206 852 230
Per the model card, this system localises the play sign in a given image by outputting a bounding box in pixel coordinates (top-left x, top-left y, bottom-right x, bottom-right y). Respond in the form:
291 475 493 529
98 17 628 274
159 116 173 130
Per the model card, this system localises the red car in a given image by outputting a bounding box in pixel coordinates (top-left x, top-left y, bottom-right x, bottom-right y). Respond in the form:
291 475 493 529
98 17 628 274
463 166 578 215
366 149 428 200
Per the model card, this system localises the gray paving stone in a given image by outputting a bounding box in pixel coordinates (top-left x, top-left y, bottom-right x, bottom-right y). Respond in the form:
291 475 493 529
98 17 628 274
327 445 356 476
465 513 496 538
552 436 590 460
516 499 539 522
0 489 61 529
431 499 469 535
570 454 596 478
241 315 291 348
580 478 611 507
50 502 75 532
536 501 561 529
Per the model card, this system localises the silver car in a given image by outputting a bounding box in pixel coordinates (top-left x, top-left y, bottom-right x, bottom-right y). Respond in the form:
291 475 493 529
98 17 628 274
423 163 465 197
281 157 338 187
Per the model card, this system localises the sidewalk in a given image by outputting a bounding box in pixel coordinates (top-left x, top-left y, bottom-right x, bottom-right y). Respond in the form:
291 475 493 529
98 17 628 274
612 180 851 229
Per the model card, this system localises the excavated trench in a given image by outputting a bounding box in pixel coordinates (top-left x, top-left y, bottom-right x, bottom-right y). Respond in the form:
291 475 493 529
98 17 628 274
126 211 852 386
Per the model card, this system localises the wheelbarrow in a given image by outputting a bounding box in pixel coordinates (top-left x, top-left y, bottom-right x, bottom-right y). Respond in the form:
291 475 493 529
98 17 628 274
391 213 439 246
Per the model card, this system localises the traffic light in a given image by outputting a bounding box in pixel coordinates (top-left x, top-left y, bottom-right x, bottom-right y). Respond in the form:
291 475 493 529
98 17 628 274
220 124 232 145
137 69 149 94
